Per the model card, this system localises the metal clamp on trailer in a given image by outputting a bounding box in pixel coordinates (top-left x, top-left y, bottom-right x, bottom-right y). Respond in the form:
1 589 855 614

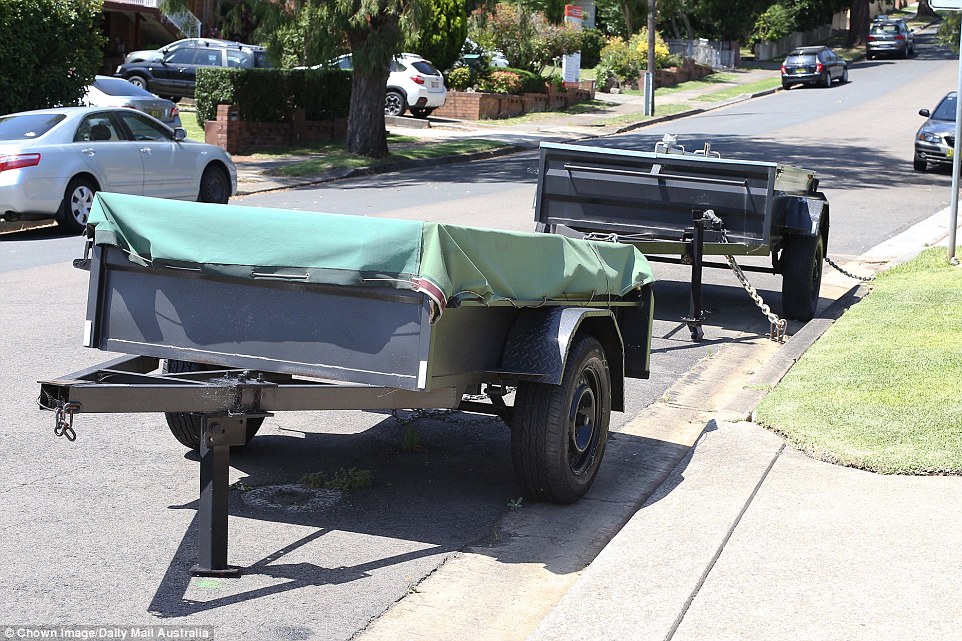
533 136 830 341
39 192 656 577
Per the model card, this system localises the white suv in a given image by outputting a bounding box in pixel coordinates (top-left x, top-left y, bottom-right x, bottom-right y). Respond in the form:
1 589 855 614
334 53 447 119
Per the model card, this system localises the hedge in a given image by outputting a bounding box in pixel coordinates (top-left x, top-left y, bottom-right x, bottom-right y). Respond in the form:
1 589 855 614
195 67 352 127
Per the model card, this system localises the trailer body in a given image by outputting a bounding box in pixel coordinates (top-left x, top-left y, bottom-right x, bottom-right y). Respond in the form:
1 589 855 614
40 192 656 576
533 141 830 333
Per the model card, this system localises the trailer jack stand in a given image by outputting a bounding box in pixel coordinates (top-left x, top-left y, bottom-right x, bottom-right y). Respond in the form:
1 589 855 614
191 412 270 578
682 211 710 342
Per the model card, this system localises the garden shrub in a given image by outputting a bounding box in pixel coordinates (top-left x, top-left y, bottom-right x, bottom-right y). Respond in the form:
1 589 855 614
446 66 475 91
477 70 523 94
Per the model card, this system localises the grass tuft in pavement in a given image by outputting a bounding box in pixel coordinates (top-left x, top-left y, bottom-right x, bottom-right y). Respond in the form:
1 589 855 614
754 247 962 475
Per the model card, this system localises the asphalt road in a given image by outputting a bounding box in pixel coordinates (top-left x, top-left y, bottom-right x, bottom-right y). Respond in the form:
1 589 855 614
2 31 959 639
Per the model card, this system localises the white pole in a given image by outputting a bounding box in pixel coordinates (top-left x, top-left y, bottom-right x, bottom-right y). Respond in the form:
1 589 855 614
949 19 962 263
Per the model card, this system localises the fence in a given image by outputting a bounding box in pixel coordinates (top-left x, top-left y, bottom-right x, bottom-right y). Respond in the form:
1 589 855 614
666 39 740 69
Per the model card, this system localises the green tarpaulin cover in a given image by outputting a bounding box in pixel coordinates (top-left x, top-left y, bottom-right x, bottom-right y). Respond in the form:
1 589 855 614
87 193 653 317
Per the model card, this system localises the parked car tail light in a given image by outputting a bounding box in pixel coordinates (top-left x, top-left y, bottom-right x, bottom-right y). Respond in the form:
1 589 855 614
0 153 41 173
895 35 906 41
410 75 425 85
816 62 824 73
780 64 787 74
171 105 179 119
867 35 876 41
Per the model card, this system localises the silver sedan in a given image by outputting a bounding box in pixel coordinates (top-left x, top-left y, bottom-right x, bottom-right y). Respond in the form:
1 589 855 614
0 106 236 233
83 76 183 128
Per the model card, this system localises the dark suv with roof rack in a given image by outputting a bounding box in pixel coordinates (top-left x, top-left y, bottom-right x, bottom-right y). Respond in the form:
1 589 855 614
115 43 271 101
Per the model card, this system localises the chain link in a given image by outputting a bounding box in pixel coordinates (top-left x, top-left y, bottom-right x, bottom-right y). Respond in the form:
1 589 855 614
824 255 875 282
724 254 788 342
53 402 81 441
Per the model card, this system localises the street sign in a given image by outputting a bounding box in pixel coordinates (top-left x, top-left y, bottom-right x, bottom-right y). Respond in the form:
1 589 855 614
929 0 962 10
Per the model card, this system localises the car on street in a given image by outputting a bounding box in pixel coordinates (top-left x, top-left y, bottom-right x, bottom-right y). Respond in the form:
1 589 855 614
0 107 236 233
83 75 182 128
123 37 248 64
866 19 915 59
115 42 271 101
781 46 849 89
914 91 957 171
333 53 447 119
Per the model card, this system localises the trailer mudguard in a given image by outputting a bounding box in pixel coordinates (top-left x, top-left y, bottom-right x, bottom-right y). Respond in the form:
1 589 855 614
776 194 829 239
499 307 627 411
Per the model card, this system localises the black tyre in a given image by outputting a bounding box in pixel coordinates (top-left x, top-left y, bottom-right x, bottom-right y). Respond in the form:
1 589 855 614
914 157 927 172
410 107 434 119
58 176 97 234
385 90 406 117
511 335 611 504
822 72 832 88
782 82 791 90
841 68 849 83
198 165 230 204
781 232 824 322
163 360 263 449
126 75 149 90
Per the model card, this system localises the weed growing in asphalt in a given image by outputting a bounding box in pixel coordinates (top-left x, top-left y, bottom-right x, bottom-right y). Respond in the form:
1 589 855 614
507 497 523 510
300 467 373 490
400 424 426 453
229 481 254 492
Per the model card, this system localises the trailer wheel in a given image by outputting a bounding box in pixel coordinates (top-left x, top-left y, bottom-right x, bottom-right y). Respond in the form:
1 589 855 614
510 335 611 504
163 360 263 449
781 232 824 322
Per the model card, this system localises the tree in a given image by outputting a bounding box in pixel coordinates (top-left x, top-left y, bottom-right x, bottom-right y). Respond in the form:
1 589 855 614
846 0 869 47
469 3 583 72
406 0 467 72
0 0 105 114
916 0 939 18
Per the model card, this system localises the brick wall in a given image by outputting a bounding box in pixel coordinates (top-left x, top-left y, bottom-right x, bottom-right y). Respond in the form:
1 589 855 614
204 105 347 155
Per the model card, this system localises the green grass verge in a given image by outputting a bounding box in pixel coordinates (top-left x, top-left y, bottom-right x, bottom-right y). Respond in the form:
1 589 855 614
596 102 692 128
691 77 781 102
267 138 509 177
754 247 962 475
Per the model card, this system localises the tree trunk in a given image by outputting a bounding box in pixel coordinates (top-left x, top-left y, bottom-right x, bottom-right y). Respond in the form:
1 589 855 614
346 67 391 158
847 0 870 47
344 18 400 159
916 0 938 17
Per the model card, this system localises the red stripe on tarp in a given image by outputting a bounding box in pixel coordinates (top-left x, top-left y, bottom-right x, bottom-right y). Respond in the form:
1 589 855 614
412 277 447 313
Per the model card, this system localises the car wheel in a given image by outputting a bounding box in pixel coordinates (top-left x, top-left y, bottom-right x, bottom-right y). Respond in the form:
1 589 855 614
198 165 230 204
126 75 149 90
781 82 791 90
822 72 832 88
842 68 849 83
410 107 434 119
57 177 97 234
384 90 406 117
867 53 875 60
914 157 927 172
162 96 182 104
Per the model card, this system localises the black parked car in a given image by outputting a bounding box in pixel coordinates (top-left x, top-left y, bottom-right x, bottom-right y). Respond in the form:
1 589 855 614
914 91 957 172
781 46 848 90
115 43 270 101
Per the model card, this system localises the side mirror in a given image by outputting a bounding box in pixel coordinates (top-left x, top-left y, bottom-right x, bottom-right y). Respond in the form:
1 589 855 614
919 109 931 117
173 127 187 141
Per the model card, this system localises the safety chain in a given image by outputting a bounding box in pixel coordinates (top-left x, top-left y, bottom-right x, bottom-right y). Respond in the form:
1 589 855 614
699 210 787 342
824 255 875 282
53 402 82 441
725 254 788 342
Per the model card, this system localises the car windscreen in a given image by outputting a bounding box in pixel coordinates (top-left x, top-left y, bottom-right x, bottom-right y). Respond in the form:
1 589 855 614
93 77 155 97
0 113 66 140
932 95 958 121
785 54 816 65
410 60 440 75
871 23 900 34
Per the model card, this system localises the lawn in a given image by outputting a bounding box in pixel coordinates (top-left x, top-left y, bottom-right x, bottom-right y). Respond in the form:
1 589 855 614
754 247 962 475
